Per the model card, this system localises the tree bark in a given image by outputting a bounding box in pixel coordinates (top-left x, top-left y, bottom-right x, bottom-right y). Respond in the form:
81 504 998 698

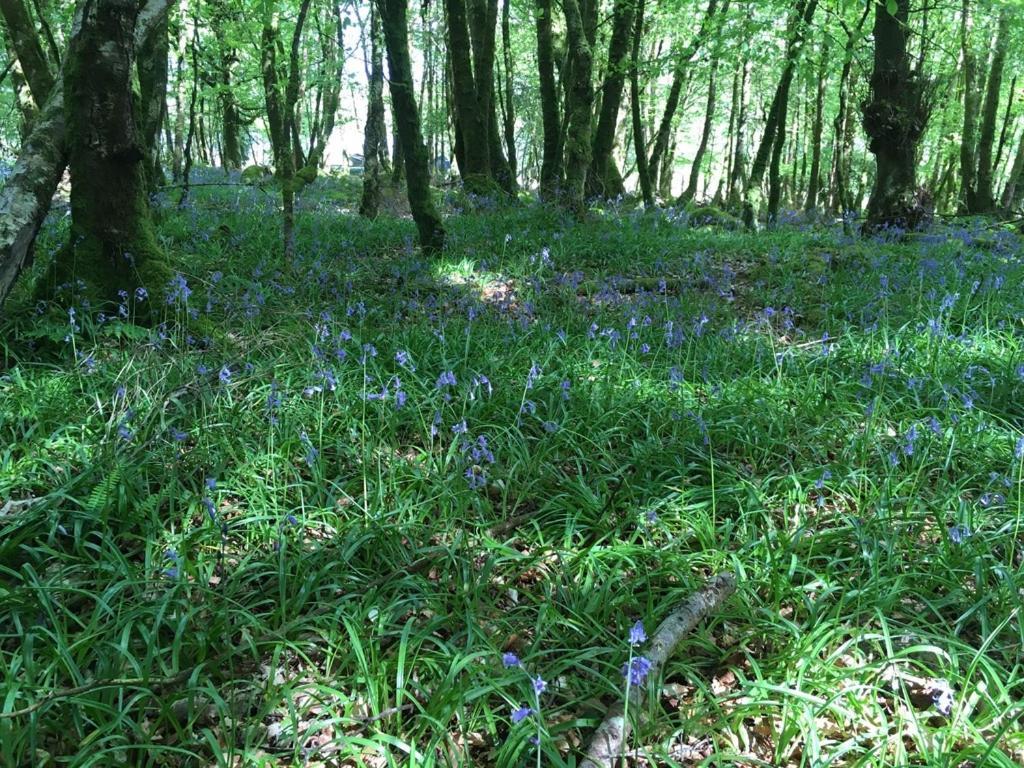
445 0 491 190
536 0 561 201
959 0 979 213
359 0 385 218
137 0 170 187
1002 128 1024 210
377 0 445 251
804 30 828 213
500 0 517 183
680 56 719 205
561 0 593 216
726 55 748 206
828 2 868 214
648 0 719 190
587 0 634 199
629 0 652 207
60 0 172 307
974 5 1012 212
862 0 929 232
0 0 55 103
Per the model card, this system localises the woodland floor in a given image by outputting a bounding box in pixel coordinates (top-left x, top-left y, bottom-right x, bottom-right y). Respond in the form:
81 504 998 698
1 172 1023 767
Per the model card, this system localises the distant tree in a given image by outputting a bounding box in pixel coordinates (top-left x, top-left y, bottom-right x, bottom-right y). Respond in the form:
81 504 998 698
862 0 931 232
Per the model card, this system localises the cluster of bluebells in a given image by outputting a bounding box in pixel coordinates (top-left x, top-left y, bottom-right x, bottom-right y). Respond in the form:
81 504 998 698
459 431 496 490
502 652 546 737
623 620 653 687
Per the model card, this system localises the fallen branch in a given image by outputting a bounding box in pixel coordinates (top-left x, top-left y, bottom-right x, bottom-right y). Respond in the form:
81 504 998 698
580 572 737 768
0 497 41 516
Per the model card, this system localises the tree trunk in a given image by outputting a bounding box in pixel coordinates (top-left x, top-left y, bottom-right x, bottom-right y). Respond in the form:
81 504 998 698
307 1 344 169
137 0 170 187
745 0 815 207
828 2 868 214
0 75 65 306
726 55 748 206
445 0 490 190
0 0 55 106
648 0 719 190
561 0 593 216
1001 128 1024 210
959 0 979 213
974 5 1012 212
862 0 929 232
629 0 652 207
587 0 634 199
536 0 561 201
681 59 718 205
61 0 172 307
993 75 1016 176
377 0 445 251
213 16 242 171
804 30 828 212
359 0 385 218
500 0 517 183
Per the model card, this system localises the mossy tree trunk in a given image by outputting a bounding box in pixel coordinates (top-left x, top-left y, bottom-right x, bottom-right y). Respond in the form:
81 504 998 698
862 0 930 232
561 0 593 217
827 1 868 215
377 0 445 252
212 5 242 171
587 0 634 199
359 0 385 218
500 0 517 182
62 0 172 308
535 0 561 202
445 0 491 191
1001 128 1024 210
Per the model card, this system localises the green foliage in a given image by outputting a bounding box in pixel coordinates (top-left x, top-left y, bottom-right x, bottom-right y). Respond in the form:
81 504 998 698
1 179 1023 765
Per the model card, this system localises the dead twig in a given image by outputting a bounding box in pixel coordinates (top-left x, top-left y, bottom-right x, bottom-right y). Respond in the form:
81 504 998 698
579 572 737 768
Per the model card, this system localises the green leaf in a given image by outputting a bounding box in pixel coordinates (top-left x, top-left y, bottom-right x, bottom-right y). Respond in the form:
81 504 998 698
886 0 898 15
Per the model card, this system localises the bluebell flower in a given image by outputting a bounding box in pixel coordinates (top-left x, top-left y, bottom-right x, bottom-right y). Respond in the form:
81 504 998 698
502 652 521 668
948 524 971 544
170 428 187 442
526 363 541 389
205 477 216 491
452 420 468 435
622 656 652 686
219 366 231 383
1015 436 1024 461
511 706 533 724
532 676 546 695
436 370 457 389
197 364 210 375
561 379 571 400
117 425 133 441
628 620 647 647
286 514 299 526
201 497 216 521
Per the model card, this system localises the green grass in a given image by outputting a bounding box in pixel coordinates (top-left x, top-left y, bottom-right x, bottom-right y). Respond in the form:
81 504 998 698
1 175 1023 766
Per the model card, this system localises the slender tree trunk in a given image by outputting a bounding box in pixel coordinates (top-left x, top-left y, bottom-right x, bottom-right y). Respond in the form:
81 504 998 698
681 60 718 204
829 3 868 214
500 0 517 183
629 0 653 207
561 0 593 216
863 0 929 232
360 1 385 218
993 76 1016 176
959 0 979 213
648 0 719 189
62 0 172 307
0 0 55 103
377 0 445 251
536 0 561 201
171 0 187 180
727 55 748 206
804 30 828 212
974 5 1012 212
587 0 634 198
1002 129 1024 210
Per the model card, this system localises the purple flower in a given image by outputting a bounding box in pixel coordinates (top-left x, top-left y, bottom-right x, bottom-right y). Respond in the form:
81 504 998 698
502 652 521 668
436 370 457 389
201 497 216 521
526 363 541 389
170 428 187 442
219 366 231 383
532 675 546 695
1015 436 1024 461
452 420 468 435
628 620 647 647
511 706 533 724
948 524 971 544
622 656 652 686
